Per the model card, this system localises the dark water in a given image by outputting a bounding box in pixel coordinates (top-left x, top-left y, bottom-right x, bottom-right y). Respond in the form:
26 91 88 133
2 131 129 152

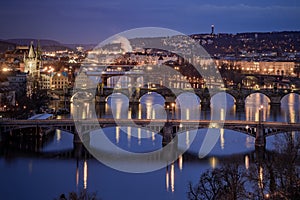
0 93 299 200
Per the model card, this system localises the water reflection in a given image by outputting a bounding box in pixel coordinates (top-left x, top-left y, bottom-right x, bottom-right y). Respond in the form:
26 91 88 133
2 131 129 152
84 160 88 190
170 163 175 192
220 128 225 150
1 92 300 199
245 155 249 170
209 157 218 169
1 130 299 199
68 92 300 123
165 163 176 193
258 165 264 189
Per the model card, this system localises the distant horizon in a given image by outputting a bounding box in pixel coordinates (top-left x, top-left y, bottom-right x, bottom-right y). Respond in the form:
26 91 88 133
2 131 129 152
2 29 300 45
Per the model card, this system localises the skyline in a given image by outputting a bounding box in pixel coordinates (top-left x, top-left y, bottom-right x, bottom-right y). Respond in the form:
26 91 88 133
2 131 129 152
1 0 300 44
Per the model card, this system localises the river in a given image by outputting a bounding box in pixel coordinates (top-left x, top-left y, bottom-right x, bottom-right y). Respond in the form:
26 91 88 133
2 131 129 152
0 92 299 199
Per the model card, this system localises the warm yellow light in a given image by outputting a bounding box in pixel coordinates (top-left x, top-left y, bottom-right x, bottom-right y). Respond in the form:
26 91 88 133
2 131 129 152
171 163 175 192
209 157 218 169
245 155 249 170
84 160 88 189
178 155 183 171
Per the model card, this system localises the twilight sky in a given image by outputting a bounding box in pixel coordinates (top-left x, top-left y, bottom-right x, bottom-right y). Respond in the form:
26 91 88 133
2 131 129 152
1 0 300 44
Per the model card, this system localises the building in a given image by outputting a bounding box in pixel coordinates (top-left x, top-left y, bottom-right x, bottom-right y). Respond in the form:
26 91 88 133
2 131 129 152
23 41 43 97
0 74 16 110
74 71 95 90
216 60 296 76
24 41 42 78
40 72 51 90
51 72 69 90
6 71 27 97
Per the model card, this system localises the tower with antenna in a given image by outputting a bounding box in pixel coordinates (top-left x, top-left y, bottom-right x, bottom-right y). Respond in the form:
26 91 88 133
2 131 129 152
211 24 215 36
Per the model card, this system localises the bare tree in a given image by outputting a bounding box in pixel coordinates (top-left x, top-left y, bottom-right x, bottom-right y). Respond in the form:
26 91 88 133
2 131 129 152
188 162 249 200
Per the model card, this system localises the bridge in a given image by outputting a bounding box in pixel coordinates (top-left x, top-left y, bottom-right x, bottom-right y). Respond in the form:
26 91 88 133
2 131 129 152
1 119 300 147
72 65 300 109
72 86 300 110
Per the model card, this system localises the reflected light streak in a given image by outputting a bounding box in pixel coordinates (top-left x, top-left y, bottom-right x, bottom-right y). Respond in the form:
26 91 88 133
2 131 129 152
209 157 218 169
178 155 183 171
76 163 79 188
186 131 190 148
128 109 132 119
127 126 131 142
84 160 88 190
56 130 61 141
259 166 263 189
115 100 121 119
220 108 225 120
105 103 108 113
166 167 169 192
171 163 175 192
152 131 155 141
245 155 249 170
84 102 90 118
152 108 156 119
186 108 190 120
138 105 142 119
255 110 259 122
288 96 296 122
220 128 225 150
146 103 152 119
138 128 141 145
116 127 120 144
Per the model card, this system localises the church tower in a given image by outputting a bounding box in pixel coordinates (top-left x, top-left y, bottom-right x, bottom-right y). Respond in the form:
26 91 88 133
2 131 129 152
24 41 43 97
24 41 41 78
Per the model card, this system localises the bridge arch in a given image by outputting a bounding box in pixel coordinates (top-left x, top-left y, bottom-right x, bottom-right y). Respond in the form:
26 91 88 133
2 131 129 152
106 92 130 103
211 92 236 105
175 92 201 120
139 91 166 103
281 92 300 106
245 92 271 105
71 91 94 103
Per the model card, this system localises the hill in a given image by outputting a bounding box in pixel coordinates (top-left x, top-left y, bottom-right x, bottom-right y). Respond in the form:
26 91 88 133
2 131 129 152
0 40 16 52
4 39 73 52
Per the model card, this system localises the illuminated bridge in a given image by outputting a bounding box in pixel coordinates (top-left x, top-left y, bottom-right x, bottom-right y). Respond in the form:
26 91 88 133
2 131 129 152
1 119 300 147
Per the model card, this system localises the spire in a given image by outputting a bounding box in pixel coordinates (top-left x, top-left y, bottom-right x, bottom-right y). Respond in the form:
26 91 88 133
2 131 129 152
28 41 35 58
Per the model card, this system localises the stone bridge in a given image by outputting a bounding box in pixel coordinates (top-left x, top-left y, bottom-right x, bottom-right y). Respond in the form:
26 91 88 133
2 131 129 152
1 119 300 147
72 87 300 109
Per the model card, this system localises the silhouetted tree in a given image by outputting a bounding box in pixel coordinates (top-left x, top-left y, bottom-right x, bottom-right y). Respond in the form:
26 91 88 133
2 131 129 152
55 190 100 200
188 162 248 200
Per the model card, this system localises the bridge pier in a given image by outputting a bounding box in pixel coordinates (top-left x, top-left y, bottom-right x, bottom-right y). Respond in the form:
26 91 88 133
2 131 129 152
269 102 281 108
200 99 210 110
255 125 266 148
129 99 140 105
162 122 175 146
269 96 281 107
235 100 245 111
73 132 82 144
95 95 106 103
